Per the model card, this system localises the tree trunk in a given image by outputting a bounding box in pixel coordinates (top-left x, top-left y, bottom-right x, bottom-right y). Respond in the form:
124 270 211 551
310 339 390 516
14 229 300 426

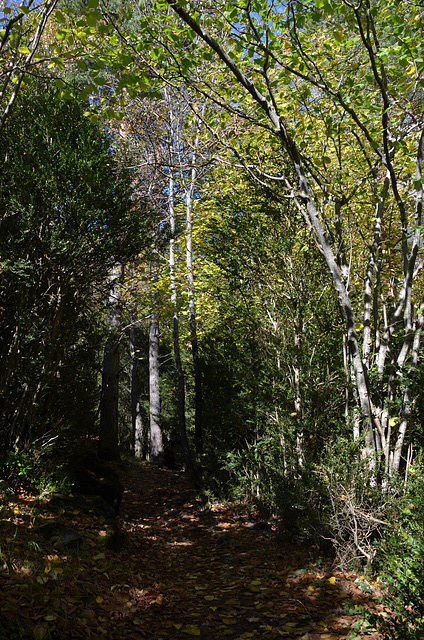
185 139 203 459
293 301 304 470
166 109 194 473
99 265 121 461
149 290 164 466
130 321 145 459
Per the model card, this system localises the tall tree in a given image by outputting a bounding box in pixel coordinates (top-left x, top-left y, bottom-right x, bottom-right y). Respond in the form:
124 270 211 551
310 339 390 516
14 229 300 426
0 79 134 450
98 265 122 461
129 297 146 458
150 0 424 478
165 95 194 473
149 254 165 466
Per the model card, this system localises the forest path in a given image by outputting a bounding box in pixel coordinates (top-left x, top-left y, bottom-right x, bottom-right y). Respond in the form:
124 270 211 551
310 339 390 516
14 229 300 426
115 461 381 640
0 460 382 640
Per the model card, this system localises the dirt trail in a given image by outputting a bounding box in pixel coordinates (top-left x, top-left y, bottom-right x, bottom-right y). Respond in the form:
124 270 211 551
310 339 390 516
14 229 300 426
114 461 381 640
0 460 382 640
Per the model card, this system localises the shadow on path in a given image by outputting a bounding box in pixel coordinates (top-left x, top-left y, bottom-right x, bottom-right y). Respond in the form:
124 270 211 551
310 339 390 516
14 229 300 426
0 461 383 640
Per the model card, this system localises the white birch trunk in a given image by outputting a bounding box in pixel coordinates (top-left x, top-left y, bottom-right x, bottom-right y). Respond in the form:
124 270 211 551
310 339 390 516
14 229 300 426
149 252 164 466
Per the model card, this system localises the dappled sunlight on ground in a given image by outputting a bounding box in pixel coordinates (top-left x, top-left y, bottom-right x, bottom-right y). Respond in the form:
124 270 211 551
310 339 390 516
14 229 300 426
0 461 383 639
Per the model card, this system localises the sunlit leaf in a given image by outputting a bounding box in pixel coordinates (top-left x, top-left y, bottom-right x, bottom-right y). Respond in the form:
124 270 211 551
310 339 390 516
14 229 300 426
183 625 201 635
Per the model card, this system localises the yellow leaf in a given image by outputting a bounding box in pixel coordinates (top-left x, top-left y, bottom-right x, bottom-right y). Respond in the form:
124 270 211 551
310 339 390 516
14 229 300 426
14 507 20 515
44 562 51 574
327 576 336 584
33 625 47 640
183 625 200 636
173 623 183 629
44 615 57 622
55 567 64 575
96 596 104 604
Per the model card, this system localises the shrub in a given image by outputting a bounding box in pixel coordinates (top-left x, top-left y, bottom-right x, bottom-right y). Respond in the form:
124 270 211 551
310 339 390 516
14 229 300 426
368 457 424 639
318 439 387 573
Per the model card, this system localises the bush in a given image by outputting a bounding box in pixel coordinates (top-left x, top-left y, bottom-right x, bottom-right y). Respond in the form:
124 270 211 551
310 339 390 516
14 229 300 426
223 428 329 544
368 457 424 639
318 439 387 573
0 437 67 496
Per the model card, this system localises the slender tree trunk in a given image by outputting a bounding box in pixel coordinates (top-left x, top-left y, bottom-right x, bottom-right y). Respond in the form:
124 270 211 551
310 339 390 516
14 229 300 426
99 265 121 461
149 245 164 466
130 320 145 459
149 302 164 466
293 301 304 469
185 143 203 459
166 112 194 473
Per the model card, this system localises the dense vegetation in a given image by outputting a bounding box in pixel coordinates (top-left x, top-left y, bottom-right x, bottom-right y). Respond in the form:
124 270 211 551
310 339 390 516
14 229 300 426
1 0 424 636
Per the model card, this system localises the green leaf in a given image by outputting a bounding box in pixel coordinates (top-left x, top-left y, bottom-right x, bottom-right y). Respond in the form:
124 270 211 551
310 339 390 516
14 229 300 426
51 57 65 70
18 45 30 55
54 11 66 23
92 76 106 86
86 10 102 27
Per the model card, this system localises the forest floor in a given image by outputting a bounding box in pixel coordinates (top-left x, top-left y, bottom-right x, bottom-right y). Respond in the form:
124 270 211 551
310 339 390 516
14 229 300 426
0 460 384 640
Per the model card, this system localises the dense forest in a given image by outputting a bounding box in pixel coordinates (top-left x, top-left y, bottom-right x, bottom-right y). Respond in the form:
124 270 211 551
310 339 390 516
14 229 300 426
1 0 424 637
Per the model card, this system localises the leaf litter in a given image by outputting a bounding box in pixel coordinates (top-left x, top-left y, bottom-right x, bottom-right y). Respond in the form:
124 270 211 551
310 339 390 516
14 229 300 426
0 460 384 639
